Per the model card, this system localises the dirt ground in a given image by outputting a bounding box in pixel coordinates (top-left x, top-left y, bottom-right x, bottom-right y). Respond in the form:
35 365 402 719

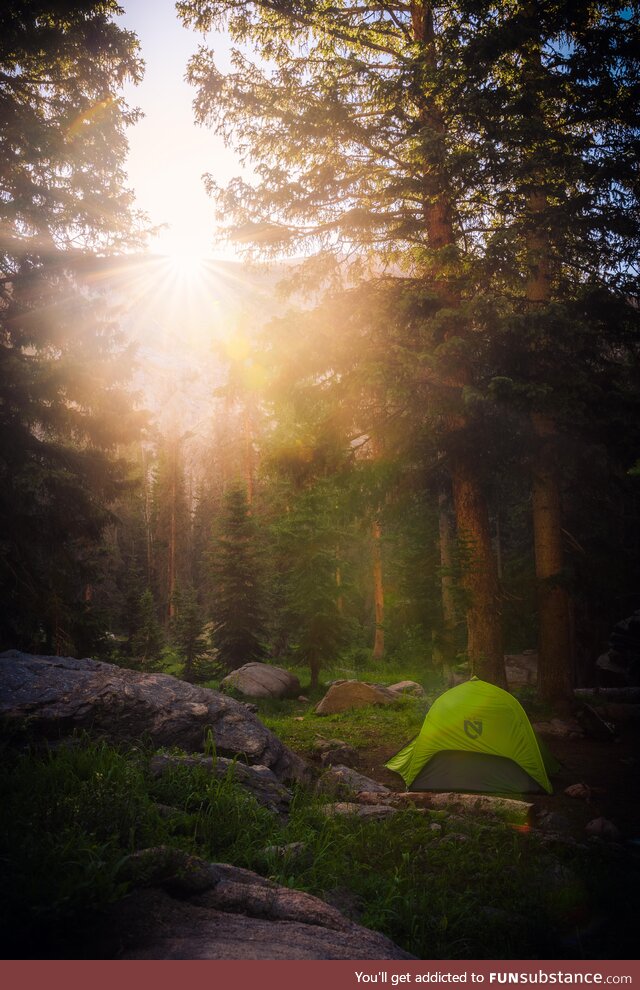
349 711 640 842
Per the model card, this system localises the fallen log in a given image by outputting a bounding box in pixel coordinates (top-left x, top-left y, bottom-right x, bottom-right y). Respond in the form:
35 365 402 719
356 790 533 823
574 687 640 703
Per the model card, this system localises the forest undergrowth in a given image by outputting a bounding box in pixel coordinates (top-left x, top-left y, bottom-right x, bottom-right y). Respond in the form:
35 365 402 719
1 725 638 961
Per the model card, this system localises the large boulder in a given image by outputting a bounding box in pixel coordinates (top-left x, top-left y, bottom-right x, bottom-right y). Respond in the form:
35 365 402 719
315 680 396 715
0 651 308 783
220 662 301 699
106 849 414 960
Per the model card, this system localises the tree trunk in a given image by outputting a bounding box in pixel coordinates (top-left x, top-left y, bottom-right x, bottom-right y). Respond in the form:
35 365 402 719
526 178 573 704
413 0 505 686
371 518 385 660
335 565 344 616
434 489 457 680
450 456 506 687
531 413 572 702
243 403 254 507
168 441 177 622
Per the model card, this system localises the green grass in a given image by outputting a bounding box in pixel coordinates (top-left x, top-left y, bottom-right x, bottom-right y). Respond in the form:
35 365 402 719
208 655 440 757
258 694 427 757
1 737 638 960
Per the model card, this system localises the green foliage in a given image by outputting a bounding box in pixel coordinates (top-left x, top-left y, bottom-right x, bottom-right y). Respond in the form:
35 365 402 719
148 757 276 862
261 693 427 758
130 588 164 665
170 584 210 680
2 736 638 959
150 439 192 622
0 1 146 654
270 480 349 687
0 739 157 957
210 484 267 668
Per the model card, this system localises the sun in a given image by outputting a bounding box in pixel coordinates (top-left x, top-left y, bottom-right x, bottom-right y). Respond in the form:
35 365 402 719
159 241 208 281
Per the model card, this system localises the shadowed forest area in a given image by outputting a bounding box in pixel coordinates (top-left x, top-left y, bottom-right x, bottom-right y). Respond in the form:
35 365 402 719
1 0 640 964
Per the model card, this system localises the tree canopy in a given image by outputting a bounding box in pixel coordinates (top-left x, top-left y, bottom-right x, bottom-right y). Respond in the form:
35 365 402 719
0 1 146 652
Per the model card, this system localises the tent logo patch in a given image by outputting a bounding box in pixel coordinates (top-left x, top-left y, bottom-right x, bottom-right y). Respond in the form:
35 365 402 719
464 719 483 740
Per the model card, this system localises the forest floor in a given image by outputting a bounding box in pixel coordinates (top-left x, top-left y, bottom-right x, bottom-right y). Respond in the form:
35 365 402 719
349 726 640 843
256 677 640 844
3 670 640 960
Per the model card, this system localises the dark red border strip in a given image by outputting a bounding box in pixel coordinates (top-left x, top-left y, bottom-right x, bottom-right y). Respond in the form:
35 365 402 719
2 959 639 990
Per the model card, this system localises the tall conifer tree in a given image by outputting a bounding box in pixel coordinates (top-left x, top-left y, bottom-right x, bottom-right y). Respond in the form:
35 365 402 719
179 0 510 684
210 484 266 668
0 2 145 652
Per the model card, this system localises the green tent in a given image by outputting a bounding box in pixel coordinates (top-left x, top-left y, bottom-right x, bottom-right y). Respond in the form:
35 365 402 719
385 677 553 794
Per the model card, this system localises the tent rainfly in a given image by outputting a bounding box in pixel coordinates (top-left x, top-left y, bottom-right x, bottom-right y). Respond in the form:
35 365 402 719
385 677 553 794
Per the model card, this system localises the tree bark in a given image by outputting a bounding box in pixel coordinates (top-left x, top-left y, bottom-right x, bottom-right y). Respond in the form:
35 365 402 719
526 177 573 703
168 439 177 622
371 518 385 660
531 412 572 702
414 0 505 685
450 457 506 687
434 489 457 680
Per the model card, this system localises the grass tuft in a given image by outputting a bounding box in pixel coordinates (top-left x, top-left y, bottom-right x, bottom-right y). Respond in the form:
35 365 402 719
1 733 638 960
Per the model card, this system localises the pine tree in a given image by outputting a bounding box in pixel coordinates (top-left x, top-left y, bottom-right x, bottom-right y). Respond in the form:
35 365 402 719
456 1 640 701
179 0 508 685
131 589 164 666
151 437 192 625
0 2 145 652
272 481 348 689
171 584 208 681
210 484 266 669
181 0 640 697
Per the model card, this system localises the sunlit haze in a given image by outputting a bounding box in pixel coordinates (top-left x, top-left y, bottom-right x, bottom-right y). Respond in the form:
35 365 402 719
116 0 240 263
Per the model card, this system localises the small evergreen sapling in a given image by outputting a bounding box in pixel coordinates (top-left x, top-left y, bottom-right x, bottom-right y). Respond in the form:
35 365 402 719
210 485 267 669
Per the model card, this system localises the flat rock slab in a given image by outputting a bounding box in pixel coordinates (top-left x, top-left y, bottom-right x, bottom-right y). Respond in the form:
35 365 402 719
108 852 413 960
387 680 425 697
532 717 584 739
318 765 391 797
356 790 532 824
149 754 292 816
315 680 396 715
321 802 397 820
221 662 301 699
0 651 308 783
112 888 413 959
408 791 532 823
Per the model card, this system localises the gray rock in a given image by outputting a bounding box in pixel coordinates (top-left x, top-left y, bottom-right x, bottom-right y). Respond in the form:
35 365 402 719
149 754 292 816
321 802 397 820
532 717 584 739
320 746 358 767
537 811 571 834
504 651 538 688
318 765 391 797
315 680 396 715
564 783 592 800
585 817 621 841
386 680 425 697
313 735 359 767
106 855 413 959
124 846 221 897
220 662 301 700
0 651 308 783
262 841 308 861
